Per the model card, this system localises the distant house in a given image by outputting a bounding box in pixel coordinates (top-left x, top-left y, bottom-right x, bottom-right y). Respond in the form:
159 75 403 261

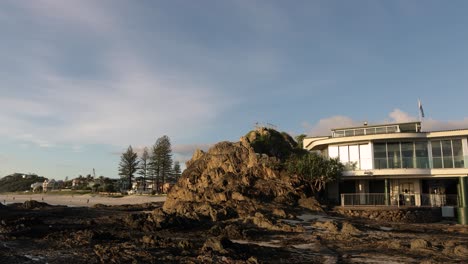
72 178 85 189
42 179 56 192
31 182 43 192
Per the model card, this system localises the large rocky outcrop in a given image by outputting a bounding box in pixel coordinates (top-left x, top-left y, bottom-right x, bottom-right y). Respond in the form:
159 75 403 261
163 133 318 224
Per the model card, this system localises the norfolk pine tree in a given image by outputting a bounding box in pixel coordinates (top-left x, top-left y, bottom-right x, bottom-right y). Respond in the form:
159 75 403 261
173 161 181 181
150 136 173 193
138 147 150 191
118 145 139 191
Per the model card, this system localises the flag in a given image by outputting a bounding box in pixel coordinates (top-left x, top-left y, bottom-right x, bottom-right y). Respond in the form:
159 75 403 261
418 99 425 118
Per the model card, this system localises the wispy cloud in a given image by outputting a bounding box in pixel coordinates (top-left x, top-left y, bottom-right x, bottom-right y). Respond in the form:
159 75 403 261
304 109 468 136
1 1 232 149
302 116 363 136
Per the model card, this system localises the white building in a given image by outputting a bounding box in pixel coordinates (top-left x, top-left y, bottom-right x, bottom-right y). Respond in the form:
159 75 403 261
304 121 468 207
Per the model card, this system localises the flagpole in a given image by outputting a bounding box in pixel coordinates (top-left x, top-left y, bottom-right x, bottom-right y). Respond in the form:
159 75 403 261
418 99 421 122
418 99 424 131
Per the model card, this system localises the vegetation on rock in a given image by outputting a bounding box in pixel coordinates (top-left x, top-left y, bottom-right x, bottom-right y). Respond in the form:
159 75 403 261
0 173 46 193
244 127 303 160
286 152 344 193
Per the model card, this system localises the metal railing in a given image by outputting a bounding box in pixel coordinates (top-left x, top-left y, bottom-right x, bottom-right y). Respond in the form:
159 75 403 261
340 193 458 207
341 156 468 171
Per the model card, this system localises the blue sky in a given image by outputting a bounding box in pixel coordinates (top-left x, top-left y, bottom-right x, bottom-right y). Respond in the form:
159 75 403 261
1 0 468 179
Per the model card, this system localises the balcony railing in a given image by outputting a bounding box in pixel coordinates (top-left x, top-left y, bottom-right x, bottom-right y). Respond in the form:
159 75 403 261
340 193 458 207
342 156 468 171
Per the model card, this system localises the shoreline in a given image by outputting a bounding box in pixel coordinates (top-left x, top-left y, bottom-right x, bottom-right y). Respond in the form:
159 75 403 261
0 193 166 207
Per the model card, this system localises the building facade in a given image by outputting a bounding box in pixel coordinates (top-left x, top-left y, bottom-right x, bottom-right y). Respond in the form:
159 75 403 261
303 122 468 208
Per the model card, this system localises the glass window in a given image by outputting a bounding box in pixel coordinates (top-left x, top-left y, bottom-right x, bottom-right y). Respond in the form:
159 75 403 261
366 128 376 135
442 140 454 168
355 129 365 136
401 142 414 168
345 130 354 137
373 143 387 169
415 142 429 168
452 139 464 168
339 145 349 163
432 141 442 168
387 142 401 168
349 145 360 169
334 131 345 137
387 126 398 133
376 127 386 134
328 146 339 159
360 144 372 170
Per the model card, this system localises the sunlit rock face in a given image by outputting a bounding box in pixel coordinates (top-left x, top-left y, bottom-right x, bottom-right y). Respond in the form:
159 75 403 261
163 131 320 223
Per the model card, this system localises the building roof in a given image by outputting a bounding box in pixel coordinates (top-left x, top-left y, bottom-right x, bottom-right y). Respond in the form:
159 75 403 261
330 121 421 131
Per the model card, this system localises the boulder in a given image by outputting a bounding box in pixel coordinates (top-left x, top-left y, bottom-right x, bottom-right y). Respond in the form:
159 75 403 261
201 236 233 254
313 221 339 233
340 221 361 235
410 239 431 250
163 139 315 223
22 200 51 209
453 245 468 258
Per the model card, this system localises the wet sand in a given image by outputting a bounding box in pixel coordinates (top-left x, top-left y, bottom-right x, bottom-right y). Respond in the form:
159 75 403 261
0 193 166 207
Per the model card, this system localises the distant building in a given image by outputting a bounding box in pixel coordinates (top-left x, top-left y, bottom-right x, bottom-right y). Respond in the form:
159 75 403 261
42 179 56 192
31 182 43 192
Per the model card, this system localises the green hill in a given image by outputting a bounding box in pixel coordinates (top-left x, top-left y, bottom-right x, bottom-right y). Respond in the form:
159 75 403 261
0 173 46 193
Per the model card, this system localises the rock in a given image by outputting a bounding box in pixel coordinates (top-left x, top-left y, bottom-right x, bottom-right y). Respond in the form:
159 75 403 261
453 245 468 257
209 224 223 236
22 200 51 209
223 224 242 239
163 139 316 223
247 256 259 264
201 236 233 254
141 235 156 245
298 197 323 212
340 221 360 235
272 208 287 218
388 241 402 249
178 240 192 250
411 239 431 250
313 221 339 233
251 212 300 232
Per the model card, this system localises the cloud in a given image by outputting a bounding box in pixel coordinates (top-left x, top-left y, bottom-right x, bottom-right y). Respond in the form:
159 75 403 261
15 0 115 34
387 109 414 123
302 116 363 136
1 1 232 149
304 109 468 136
173 143 212 164
422 118 468 132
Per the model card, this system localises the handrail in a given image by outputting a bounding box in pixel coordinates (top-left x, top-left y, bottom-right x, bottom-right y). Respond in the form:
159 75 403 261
340 193 458 207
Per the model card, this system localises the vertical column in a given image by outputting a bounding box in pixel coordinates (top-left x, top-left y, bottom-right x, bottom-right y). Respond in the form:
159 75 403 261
384 178 389 206
458 177 468 225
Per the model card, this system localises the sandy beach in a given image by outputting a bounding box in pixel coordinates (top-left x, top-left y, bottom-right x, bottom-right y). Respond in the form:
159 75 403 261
0 193 166 207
